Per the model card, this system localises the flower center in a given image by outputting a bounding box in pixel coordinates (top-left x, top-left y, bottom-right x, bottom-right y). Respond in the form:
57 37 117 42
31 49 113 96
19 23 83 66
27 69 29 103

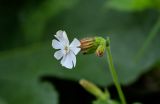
64 46 70 53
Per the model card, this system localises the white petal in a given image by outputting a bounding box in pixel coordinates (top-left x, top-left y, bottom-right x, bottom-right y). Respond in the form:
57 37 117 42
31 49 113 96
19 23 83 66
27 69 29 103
60 52 74 69
70 38 81 47
54 50 63 60
70 47 81 55
70 38 81 55
60 55 65 65
56 30 63 36
55 30 63 41
52 39 63 49
62 31 69 43
70 51 76 67
55 30 69 45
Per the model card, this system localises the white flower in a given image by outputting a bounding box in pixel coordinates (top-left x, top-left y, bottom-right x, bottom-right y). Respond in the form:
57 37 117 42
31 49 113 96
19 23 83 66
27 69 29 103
52 30 81 69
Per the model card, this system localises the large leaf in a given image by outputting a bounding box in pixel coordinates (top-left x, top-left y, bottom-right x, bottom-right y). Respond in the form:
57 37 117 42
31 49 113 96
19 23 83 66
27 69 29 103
0 97 7 104
0 78 58 104
0 47 59 104
0 1 160 104
0 0 160 85
20 0 78 43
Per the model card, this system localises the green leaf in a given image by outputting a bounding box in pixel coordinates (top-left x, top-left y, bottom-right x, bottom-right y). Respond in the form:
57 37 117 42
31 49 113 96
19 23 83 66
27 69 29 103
20 0 78 43
0 97 7 104
0 0 160 86
0 1 160 103
0 77 58 104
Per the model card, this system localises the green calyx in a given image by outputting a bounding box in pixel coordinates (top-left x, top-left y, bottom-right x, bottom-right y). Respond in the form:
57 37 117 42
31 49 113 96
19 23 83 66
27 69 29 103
80 36 110 57
95 37 107 57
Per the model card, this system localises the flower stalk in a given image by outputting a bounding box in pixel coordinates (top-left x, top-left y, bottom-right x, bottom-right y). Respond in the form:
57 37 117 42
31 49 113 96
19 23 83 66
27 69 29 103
106 37 127 104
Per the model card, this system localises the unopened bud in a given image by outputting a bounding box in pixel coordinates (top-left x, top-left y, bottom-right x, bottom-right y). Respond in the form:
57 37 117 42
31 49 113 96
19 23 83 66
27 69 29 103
96 45 106 57
80 37 106 57
79 79 107 100
80 37 97 54
80 37 107 57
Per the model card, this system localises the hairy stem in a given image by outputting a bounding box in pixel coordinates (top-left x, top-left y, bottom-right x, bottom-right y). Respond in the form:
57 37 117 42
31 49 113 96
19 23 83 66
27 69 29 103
106 45 127 104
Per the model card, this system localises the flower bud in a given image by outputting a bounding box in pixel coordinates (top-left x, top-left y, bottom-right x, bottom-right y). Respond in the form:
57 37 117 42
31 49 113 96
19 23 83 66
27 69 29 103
80 37 107 57
80 37 97 55
79 79 107 100
96 44 106 57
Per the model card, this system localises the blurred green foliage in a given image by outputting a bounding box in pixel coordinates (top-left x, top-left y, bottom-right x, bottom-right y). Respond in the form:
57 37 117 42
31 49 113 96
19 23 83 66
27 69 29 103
0 0 160 104
21 0 78 43
106 0 160 11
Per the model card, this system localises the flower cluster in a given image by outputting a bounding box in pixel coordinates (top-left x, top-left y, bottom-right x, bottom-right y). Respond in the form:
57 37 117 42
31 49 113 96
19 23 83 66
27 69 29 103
52 30 107 69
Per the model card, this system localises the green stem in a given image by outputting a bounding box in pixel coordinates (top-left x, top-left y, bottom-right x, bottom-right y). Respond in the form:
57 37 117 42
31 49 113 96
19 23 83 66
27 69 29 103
106 44 126 104
135 17 160 62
